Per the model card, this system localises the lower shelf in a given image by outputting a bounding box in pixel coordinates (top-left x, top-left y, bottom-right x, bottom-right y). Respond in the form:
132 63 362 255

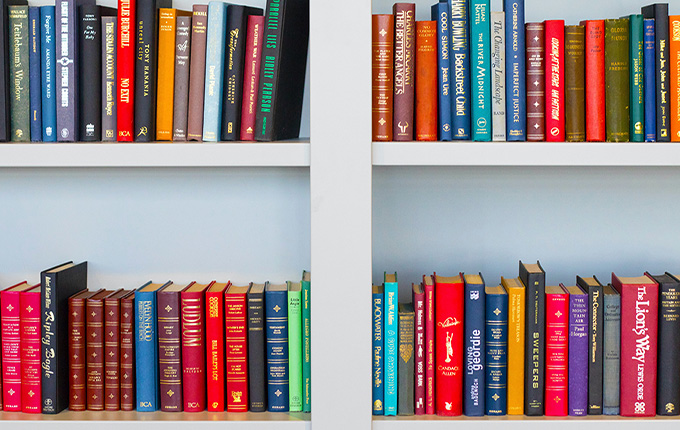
373 415 679 428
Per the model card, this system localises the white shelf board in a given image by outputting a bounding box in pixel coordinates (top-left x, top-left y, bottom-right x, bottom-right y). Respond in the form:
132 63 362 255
372 142 680 166
0 141 310 167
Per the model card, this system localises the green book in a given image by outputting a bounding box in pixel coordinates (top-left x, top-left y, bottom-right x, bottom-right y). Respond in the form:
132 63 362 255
301 270 311 412
8 5 29 142
287 280 303 411
628 14 644 142
604 18 630 142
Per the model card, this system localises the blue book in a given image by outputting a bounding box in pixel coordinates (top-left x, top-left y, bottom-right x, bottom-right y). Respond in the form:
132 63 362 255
469 0 491 141
39 6 55 142
448 0 471 140
372 284 384 415
135 281 170 412
28 7 41 141
383 272 398 416
202 1 228 141
485 284 508 416
643 18 656 142
432 2 452 141
463 274 485 416
503 0 526 140
265 283 289 412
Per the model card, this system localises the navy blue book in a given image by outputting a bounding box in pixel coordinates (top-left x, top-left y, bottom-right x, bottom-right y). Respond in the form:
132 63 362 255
40 5 56 142
265 283 289 412
448 0 470 140
432 2 452 141
28 6 41 141
503 0 526 140
372 285 384 415
463 273 485 416
643 18 656 142
485 284 508 416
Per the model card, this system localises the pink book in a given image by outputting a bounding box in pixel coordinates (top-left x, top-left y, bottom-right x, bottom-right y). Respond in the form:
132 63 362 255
181 282 212 412
20 285 41 413
239 15 265 141
424 275 435 414
413 283 425 414
544 20 565 142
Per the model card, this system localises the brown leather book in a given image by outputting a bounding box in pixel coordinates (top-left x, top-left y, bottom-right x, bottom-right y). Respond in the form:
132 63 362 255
86 290 120 411
186 5 208 141
157 283 188 412
172 16 192 141
372 14 394 141
415 21 437 141
565 25 586 142
103 290 130 411
68 289 102 411
120 291 136 411
526 22 545 141
393 3 415 141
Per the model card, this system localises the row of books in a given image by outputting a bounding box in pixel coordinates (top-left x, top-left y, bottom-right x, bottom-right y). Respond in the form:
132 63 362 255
0 261 312 414
372 262 679 417
1 0 308 143
372 1 680 143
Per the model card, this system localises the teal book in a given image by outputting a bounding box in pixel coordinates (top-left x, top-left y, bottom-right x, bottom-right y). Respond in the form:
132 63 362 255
384 272 398 416
8 5 29 141
287 281 303 412
470 0 491 141
301 271 311 412
202 1 228 141
629 14 644 142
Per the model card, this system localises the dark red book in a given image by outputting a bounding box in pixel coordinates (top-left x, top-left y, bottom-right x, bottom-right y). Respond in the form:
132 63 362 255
239 15 264 141
206 281 228 411
225 283 249 412
20 284 42 414
182 281 213 412
415 21 437 141
69 289 102 411
424 275 435 415
116 0 135 141
545 20 565 142
612 273 658 417
120 291 136 411
392 3 415 141
581 20 605 142
434 274 464 416
545 285 569 416
158 283 188 412
87 290 119 410
526 22 545 141
413 283 425 415
103 290 129 411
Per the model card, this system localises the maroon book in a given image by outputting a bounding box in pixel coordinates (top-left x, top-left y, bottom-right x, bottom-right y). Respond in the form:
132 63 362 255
526 22 545 141
86 290 120 410
120 291 136 411
413 283 425 415
392 3 415 141
103 290 130 411
158 283 189 412
181 282 213 412
240 15 264 141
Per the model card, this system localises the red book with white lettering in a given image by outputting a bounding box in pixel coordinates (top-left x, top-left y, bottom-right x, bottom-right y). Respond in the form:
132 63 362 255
225 283 249 412
544 285 569 416
423 275 435 415
181 281 213 412
20 284 42 413
205 281 228 411
612 273 658 417
544 20 565 142
580 20 605 141
116 0 135 141
433 273 464 416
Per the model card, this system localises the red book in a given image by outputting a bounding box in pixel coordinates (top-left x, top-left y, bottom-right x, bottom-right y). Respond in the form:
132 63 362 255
181 281 213 412
205 281 228 411
415 21 437 141
240 15 264 141
19 285 41 413
612 273 658 417
413 283 425 415
544 285 569 416
104 290 131 411
69 289 101 411
423 275 435 415
117 0 135 141
581 20 605 141
434 273 463 416
225 283 249 412
120 291 136 411
87 290 119 410
545 20 565 142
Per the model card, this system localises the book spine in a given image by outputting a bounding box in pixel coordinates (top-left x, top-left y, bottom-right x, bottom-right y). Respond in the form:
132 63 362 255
55 0 82 142
157 291 183 412
392 3 415 141
372 14 394 141
414 290 425 415
645 4 670 141
135 291 159 411
506 285 525 415
630 15 645 142
485 292 507 416
172 16 191 141
247 290 266 412
301 277 311 413
68 295 87 410
156 8 176 141
568 293 588 416
584 20 605 141
503 0 525 140
287 289 302 412
670 16 680 142
588 285 604 414
133 0 161 141
40 273 58 413
20 291 40 413
1 290 22 410
523 273 545 415
424 280 435 415
40 6 56 142
103 297 120 411
78 6 101 142
372 290 384 415
181 290 206 412
603 292 620 415
9 6 29 142
265 289 289 412
491 12 505 141
226 293 249 412
644 19 656 142
432 3 452 141
545 292 568 416
101 17 116 141
186 4 208 141
449 0 470 140
240 15 264 141
434 280 463 416
383 280 398 415
86 297 105 410
464 282 485 416
28 7 40 141
116 0 134 141
470 0 491 141
415 20 437 141
545 20 565 142
604 19 630 142
201 1 227 142
564 25 585 142
0 0 10 141
120 295 135 411
658 281 680 415
206 290 225 411
397 307 414 415
525 22 545 141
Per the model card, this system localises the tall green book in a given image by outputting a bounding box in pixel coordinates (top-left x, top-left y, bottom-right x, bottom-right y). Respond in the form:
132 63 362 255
8 5 29 142
470 0 491 141
628 14 644 142
301 270 311 412
604 18 630 142
288 280 303 411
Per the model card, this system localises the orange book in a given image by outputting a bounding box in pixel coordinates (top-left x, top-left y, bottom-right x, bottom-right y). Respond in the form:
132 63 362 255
415 21 437 141
502 277 525 415
670 16 680 141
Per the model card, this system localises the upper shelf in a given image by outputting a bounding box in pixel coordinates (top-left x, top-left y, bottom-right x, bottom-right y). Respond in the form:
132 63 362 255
373 142 680 167
0 141 310 167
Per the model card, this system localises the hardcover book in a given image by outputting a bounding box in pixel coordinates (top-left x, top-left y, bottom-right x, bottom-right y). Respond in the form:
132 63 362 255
240 15 264 141
602 283 620 415
116 0 134 141
501 277 524 415
206 282 228 412
171 15 191 141
8 5 29 141
582 20 605 141
642 3 670 141
525 22 545 141
485 284 507 416
186 4 208 141
392 3 415 141
120 291 135 411
424 275 435 414
651 273 680 415
40 5 56 141
504 0 526 140
449 0 470 140
28 6 41 141
544 20 565 142
247 283 267 412
604 19 630 142
644 18 656 142
86 289 120 411
470 0 491 141
101 16 116 141
372 285 384 415
20 285 41 413
432 2 451 141
0 0 28 141
671 15 680 141
372 14 394 141
564 25 585 142
181 282 211 412
201 1 227 141
519 261 545 415
413 283 425 415
103 289 129 411
415 20 437 141
629 15 645 142
544 285 568 416
565 285 587 416
301 271 311 413
491 11 505 141
463 274 485 416
69 289 101 411
576 276 604 415
397 303 414 416
226 283 251 412
157 283 188 412
265 283 289 412
287 281 303 411
384 273 398 415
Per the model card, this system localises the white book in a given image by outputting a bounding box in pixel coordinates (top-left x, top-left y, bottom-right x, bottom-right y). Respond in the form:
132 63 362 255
491 11 506 141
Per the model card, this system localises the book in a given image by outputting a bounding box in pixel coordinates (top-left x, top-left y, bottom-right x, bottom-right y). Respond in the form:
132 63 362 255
301 271 311 413
69 289 101 411
116 0 134 141
470 0 491 141
182 281 211 412
642 3 670 141
504 0 525 140
287 281 303 412
564 25 585 142
247 283 267 412
0 0 28 142
582 20 605 141
8 5 29 141
519 261 545 416
397 302 414 416
449 0 470 140
206 282 228 412
423 275 435 414
434 273 463 416
103 289 129 411
28 6 40 141
170 15 191 141
254 0 309 141
651 273 680 415
525 22 545 141
644 18 656 142
432 2 451 141
604 19 630 142
576 276 604 415
101 16 116 141
383 272 398 415
201 1 227 141
157 283 188 412
463 273 485 416
613 273 658 417
120 291 135 411
629 14 645 142
415 20 437 141
372 285 384 415
392 3 415 142
40 5 56 141
265 283 289 412
226 283 251 412
602 283 620 415
413 283 425 415
485 284 507 416
501 277 524 415
240 15 264 141
186 4 208 141
565 285 587 416
544 285 568 416
372 14 394 141
19 284 41 413
545 20 565 142
671 15 680 142
491 11 505 141
86 289 119 411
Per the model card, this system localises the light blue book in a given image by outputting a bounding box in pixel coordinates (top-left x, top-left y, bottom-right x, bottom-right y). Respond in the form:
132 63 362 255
470 0 491 141
202 1 228 141
383 272 398 416
40 6 56 142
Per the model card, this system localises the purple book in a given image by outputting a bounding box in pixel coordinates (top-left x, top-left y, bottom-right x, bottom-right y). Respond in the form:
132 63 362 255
565 284 588 416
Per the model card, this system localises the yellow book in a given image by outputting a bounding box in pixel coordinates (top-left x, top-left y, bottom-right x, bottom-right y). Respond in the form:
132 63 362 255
502 276 525 415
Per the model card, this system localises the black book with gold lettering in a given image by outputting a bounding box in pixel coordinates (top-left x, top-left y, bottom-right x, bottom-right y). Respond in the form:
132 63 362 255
651 273 680 415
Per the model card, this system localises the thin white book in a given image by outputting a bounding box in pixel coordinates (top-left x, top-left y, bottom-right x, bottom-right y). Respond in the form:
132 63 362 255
491 11 506 141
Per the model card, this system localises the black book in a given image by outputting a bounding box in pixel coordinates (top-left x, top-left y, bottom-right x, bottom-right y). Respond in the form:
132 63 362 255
642 3 670 141
134 0 172 141
220 5 262 141
40 261 88 414
0 0 27 141
577 275 604 415
254 0 308 141
519 260 545 416
247 282 267 412
397 303 414 416
652 273 680 415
